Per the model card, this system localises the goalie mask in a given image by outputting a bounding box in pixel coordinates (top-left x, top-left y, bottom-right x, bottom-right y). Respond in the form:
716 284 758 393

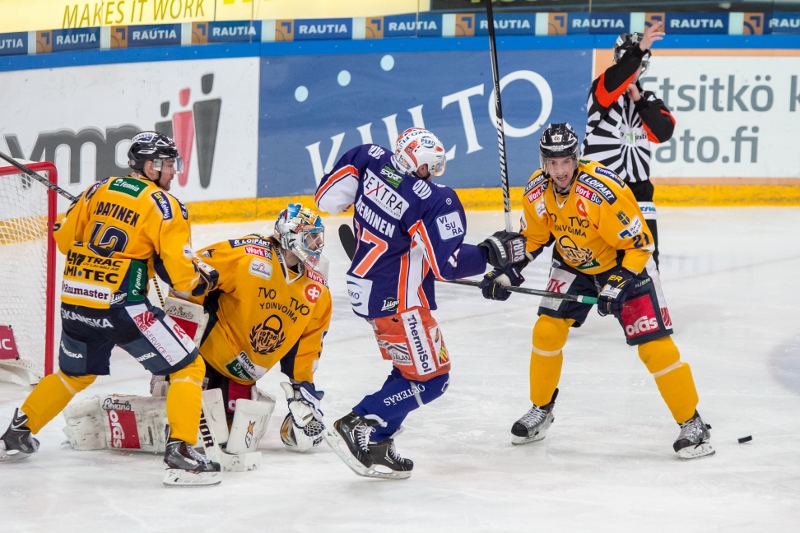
613 32 651 79
127 131 184 174
391 128 446 178
273 203 325 270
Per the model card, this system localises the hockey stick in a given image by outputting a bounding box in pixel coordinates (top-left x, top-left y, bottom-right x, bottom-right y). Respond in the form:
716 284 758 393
485 0 513 232
338 224 597 304
0 150 78 202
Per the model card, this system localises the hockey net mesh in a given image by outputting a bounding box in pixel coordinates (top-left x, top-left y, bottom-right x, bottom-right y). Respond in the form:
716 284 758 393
0 161 56 386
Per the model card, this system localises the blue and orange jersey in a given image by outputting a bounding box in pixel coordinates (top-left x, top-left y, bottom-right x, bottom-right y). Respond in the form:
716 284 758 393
315 144 486 319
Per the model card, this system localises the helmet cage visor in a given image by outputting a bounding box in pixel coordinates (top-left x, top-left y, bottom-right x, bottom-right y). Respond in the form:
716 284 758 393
152 156 184 174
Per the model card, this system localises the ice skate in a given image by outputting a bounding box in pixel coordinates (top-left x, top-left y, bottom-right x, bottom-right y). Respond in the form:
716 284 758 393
511 389 558 445
324 412 398 479
163 438 222 486
673 411 714 459
0 409 40 462
367 438 413 480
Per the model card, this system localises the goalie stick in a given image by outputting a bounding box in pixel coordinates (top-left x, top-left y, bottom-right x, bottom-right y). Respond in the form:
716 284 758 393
337 225 598 304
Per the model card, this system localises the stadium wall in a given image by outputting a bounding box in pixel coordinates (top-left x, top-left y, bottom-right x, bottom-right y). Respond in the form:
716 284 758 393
1 34 799 221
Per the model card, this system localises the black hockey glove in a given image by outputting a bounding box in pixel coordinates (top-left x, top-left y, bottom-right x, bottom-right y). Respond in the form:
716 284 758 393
597 266 635 317
480 262 526 301
478 231 527 269
191 258 219 296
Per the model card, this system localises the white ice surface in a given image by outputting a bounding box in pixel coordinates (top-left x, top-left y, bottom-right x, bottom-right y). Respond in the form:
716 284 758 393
1 208 799 533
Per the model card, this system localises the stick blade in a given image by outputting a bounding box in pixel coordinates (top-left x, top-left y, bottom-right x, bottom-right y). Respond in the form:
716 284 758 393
338 224 356 260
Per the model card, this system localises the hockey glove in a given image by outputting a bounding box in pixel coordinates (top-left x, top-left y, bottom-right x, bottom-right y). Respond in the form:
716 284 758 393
478 231 527 269
281 381 324 426
597 267 636 317
191 259 219 296
480 263 526 301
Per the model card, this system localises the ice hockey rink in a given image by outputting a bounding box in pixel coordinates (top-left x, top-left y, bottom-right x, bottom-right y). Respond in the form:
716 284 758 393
1 207 799 533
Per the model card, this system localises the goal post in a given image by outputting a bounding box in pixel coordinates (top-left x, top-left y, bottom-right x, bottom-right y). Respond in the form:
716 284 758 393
0 159 58 386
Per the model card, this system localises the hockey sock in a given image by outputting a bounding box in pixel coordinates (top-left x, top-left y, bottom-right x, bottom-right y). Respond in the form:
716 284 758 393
638 336 699 424
353 368 449 441
21 371 96 434
165 356 206 445
529 316 572 407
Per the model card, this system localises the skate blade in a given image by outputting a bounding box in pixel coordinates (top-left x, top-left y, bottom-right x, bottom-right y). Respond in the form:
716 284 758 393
676 441 715 460
511 433 547 446
163 468 222 487
0 449 35 462
323 430 411 480
511 417 553 446
362 465 412 480
323 429 373 477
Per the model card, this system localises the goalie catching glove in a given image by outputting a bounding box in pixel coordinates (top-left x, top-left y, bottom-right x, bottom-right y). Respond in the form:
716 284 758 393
280 382 325 452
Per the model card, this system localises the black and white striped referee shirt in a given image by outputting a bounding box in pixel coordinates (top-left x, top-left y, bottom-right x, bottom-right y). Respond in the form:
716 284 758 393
581 45 675 184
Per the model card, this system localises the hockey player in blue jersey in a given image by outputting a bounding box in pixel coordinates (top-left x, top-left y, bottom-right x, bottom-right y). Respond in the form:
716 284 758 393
315 127 525 478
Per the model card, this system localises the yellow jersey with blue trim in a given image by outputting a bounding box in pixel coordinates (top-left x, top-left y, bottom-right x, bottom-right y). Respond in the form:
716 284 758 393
520 160 655 275
195 235 332 386
54 175 201 309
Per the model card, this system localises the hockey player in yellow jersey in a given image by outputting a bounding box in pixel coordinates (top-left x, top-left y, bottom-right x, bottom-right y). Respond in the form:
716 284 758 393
0 132 223 485
192 203 332 453
480 123 713 459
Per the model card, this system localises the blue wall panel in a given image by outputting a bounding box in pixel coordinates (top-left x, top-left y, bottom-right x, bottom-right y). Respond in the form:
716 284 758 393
258 48 591 196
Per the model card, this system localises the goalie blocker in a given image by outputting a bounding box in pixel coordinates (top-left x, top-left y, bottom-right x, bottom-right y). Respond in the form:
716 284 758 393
62 387 276 472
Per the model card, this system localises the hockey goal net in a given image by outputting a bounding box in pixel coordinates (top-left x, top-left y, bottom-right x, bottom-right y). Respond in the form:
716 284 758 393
0 159 58 386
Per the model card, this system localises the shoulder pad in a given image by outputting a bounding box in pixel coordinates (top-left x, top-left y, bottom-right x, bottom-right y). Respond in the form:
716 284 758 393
84 181 103 201
592 165 625 187
305 268 328 288
412 179 432 200
524 171 548 194
576 173 618 205
228 236 273 249
151 191 174 220
175 198 189 220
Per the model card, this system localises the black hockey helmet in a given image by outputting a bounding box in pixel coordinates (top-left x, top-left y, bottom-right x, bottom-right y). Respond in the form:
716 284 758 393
127 131 184 173
539 123 580 172
613 32 651 77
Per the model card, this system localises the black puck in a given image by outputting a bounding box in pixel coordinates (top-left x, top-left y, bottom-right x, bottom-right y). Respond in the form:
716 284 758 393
737 435 753 443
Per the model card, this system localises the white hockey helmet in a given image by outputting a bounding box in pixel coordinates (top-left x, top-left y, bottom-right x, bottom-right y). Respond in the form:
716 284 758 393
391 128 447 177
273 203 325 270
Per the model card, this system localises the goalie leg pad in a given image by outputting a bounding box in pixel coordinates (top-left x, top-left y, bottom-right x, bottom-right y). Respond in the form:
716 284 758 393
62 394 168 452
164 296 209 345
225 396 275 455
199 389 265 472
200 388 230 446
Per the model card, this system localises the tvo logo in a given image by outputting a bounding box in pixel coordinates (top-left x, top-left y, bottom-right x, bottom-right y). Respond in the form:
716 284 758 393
625 316 659 337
